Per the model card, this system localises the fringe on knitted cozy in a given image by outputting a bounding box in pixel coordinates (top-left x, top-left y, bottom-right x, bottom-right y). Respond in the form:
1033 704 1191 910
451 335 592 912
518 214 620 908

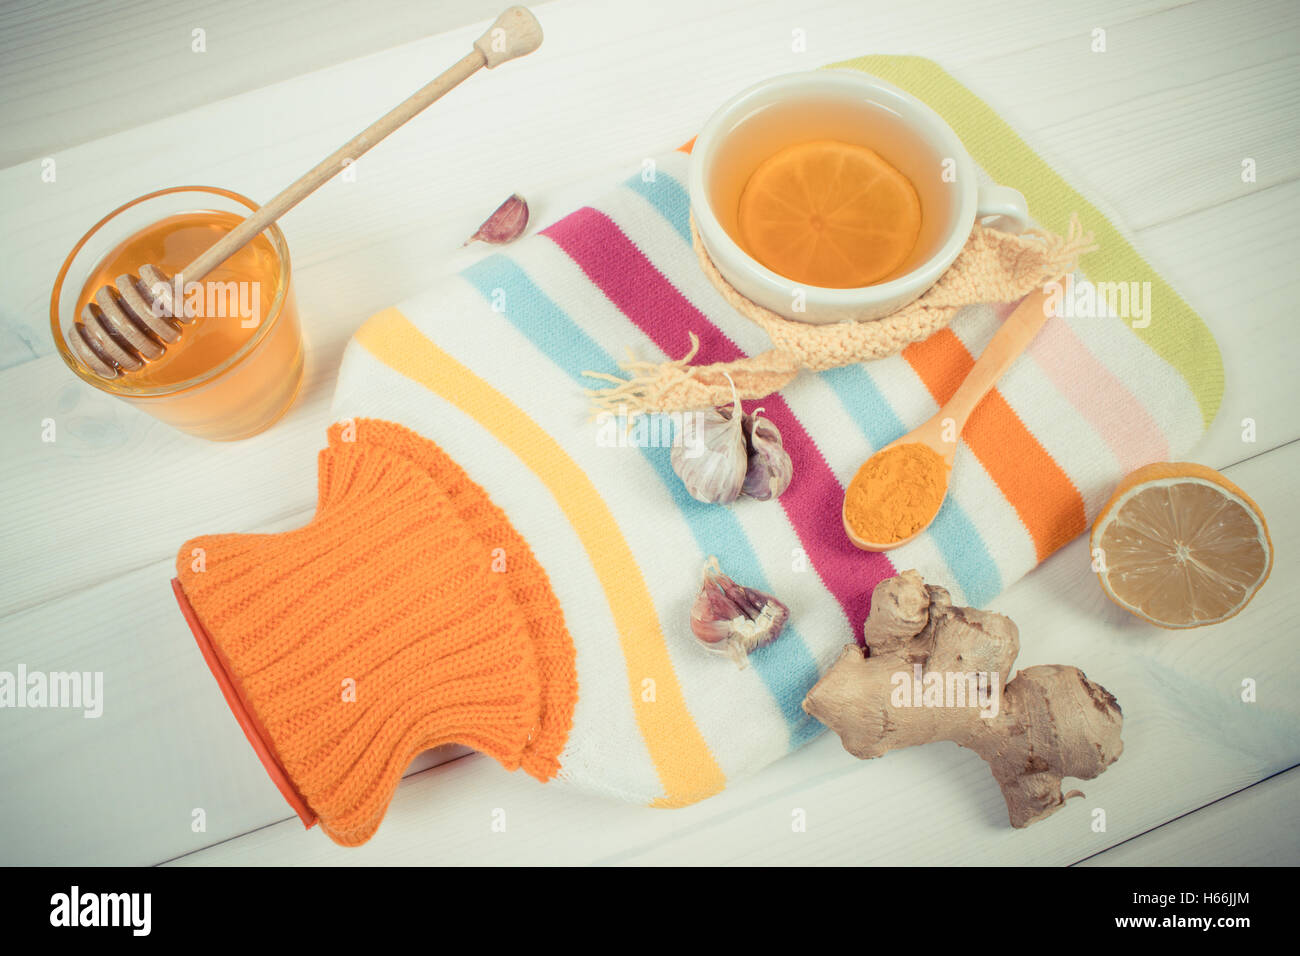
584 212 1097 416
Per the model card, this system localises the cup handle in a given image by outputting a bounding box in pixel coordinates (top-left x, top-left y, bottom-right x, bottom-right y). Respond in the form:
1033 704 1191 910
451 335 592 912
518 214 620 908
976 184 1029 233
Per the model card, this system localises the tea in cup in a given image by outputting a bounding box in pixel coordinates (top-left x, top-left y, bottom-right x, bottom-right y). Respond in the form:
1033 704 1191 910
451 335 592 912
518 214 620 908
689 70 1029 324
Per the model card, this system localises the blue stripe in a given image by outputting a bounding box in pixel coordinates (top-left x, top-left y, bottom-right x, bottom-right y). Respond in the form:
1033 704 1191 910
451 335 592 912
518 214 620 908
927 501 1001 606
819 364 903 450
462 254 822 749
628 163 1004 605
819 365 1002 603
624 170 691 242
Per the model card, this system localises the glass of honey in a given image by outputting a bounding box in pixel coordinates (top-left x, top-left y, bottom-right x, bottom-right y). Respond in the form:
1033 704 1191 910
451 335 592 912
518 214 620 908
50 186 303 441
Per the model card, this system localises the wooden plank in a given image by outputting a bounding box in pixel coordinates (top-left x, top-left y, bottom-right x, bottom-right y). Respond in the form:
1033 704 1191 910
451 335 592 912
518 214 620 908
1076 767 1300 866
0 0 518 168
1131 180 1300 469
1032 55 1300 230
952 0 1300 228
958 0 1300 195
2 0 1296 867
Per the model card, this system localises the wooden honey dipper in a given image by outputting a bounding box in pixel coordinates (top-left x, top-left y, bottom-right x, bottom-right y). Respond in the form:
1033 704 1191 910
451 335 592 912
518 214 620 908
68 5 543 380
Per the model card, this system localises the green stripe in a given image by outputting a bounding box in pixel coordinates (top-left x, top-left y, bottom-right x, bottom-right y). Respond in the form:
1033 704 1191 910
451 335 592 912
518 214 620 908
826 54 1224 429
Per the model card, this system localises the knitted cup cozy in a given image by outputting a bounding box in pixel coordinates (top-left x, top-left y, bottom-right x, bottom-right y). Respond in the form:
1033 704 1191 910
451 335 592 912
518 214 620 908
582 211 1094 416
173 419 577 846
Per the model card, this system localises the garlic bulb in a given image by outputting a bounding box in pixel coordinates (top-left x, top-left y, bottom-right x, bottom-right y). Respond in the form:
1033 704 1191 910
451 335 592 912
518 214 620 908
741 408 792 501
671 375 747 504
689 557 790 668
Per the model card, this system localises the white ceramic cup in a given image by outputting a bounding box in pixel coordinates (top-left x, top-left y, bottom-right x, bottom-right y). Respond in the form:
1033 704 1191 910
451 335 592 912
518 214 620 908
689 70 1029 324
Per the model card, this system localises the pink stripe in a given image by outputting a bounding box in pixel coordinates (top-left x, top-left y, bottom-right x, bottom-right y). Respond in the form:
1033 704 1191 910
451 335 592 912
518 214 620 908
544 207 895 637
1024 310 1170 473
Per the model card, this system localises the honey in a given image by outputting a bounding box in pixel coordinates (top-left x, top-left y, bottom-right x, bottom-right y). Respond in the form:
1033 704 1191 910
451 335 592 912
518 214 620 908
53 187 303 441
75 211 278 386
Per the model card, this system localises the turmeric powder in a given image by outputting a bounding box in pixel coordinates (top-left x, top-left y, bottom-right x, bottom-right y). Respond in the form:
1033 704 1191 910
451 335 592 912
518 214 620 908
844 442 949 544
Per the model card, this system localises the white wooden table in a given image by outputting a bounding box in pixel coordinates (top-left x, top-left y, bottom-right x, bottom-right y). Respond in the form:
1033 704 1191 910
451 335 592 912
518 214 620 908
2 0 1297 866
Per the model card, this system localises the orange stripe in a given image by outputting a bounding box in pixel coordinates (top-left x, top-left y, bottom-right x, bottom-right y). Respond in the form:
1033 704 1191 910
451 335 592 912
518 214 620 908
677 136 696 154
903 329 1087 561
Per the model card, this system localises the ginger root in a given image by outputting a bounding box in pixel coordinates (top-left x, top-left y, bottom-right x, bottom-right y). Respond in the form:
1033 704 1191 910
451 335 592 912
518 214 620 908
803 571 1123 827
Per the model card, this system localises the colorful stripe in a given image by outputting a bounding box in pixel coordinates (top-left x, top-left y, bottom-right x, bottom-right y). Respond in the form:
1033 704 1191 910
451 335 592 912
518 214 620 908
636 142 1107 574
624 171 691 243
354 307 727 806
622 164 1004 607
1026 311 1170 475
903 328 1088 561
818 365 905 451
819 364 1003 604
461 254 823 748
335 345 667 801
834 55 1223 428
542 207 895 636
922 492 1003 606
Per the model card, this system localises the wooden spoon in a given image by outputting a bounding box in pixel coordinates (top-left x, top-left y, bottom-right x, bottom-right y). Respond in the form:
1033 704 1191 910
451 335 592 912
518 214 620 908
68 5 543 380
843 286 1053 551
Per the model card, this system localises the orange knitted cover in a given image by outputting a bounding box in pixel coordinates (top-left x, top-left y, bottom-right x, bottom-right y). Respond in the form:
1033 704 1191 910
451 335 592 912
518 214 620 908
173 419 578 846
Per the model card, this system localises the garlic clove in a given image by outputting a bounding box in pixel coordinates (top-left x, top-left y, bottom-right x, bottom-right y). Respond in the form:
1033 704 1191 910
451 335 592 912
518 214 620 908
670 373 748 505
465 193 530 245
671 411 747 504
689 557 790 668
741 409 792 501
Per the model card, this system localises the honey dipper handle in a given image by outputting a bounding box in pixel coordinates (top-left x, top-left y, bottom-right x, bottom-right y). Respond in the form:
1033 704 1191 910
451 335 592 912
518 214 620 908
179 6 543 284
940 286 1054 431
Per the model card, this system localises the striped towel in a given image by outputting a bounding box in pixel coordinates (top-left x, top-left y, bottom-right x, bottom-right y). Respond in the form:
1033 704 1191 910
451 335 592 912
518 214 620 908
329 56 1223 807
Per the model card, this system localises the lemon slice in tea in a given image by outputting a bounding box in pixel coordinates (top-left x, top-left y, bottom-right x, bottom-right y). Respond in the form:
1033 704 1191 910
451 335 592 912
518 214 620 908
737 139 921 288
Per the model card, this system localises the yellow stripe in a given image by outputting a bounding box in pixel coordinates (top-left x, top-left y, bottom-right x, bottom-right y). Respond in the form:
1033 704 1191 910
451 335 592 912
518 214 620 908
354 307 726 806
831 55 1224 429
